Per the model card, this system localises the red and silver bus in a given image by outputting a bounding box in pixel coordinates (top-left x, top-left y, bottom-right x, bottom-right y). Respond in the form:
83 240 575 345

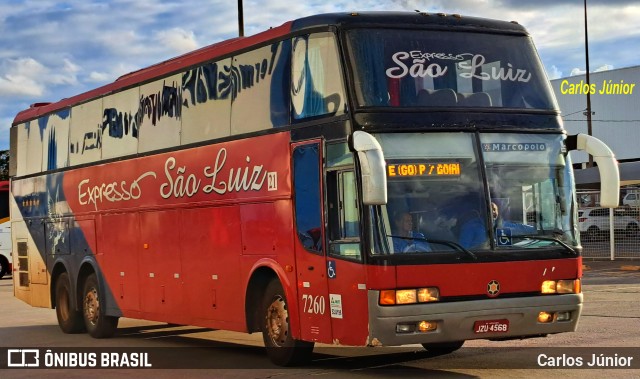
10 12 619 366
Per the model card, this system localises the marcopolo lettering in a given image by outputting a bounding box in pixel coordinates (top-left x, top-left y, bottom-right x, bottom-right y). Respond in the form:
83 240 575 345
483 143 546 152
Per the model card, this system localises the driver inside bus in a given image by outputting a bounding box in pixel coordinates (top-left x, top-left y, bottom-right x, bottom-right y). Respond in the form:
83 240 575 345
459 202 536 249
492 201 536 235
391 212 432 253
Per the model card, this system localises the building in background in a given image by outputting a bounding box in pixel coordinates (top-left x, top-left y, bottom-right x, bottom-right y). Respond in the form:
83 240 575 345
551 66 640 200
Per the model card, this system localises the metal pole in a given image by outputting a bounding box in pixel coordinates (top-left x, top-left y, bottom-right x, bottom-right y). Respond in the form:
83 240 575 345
238 0 244 37
584 0 594 168
609 208 615 260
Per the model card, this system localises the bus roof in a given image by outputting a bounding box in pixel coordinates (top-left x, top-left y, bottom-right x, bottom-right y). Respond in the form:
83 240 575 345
12 12 527 126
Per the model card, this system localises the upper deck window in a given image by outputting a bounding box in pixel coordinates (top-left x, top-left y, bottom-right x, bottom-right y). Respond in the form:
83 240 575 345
291 32 346 120
346 29 557 110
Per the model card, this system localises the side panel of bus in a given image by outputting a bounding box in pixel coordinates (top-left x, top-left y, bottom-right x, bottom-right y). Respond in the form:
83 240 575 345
11 132 307 334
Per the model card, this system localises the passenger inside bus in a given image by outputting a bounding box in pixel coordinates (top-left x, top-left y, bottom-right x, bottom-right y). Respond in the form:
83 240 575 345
458 209 489 250
391 212 432 253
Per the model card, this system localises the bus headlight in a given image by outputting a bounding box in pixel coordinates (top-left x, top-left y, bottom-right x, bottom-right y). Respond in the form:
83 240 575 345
557 279 581 294
396 289 417 304
379 288 440 305
541 279 581 294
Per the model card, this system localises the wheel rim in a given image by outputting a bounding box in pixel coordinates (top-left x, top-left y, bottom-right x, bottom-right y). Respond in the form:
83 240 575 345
266 295 288 347
84 287 99 326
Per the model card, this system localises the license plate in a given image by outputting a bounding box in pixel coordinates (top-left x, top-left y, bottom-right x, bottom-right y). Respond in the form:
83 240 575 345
473 319 509 334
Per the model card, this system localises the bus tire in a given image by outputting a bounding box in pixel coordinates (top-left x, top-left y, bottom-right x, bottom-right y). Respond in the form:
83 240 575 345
82 273 118 338
421 341 465 356
55 272 85 334
0 255 8 279
261 280 313 366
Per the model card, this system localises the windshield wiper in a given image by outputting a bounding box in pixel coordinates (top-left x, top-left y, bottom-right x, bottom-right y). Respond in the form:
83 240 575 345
386 235 477 260
518 235 578 256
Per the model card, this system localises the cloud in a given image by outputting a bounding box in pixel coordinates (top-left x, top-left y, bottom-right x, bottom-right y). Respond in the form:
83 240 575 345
570 68 586 76
0 55 81 98
87 71 111 83
154 28 199 54
567 64 614 77
48 58 80 86
0 58 48 97
547 65 563 80
594 64 614 72
86 63 141 84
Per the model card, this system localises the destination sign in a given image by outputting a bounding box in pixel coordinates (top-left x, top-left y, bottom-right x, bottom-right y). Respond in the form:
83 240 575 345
386 161 461 179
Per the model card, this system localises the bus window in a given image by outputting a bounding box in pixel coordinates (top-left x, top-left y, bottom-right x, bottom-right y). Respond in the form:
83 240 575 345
102 88 139 159
230 40 291 134
180 58 233 144
326 142 353 168
291 32 346 120
346 29 557 110
327 170 361 260
369 133 490 254
481 134 578 248
293 143 323 252
70 99 103 165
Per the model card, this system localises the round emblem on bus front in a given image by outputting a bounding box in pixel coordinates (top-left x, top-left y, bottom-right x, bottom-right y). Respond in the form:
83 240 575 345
487 280 500 297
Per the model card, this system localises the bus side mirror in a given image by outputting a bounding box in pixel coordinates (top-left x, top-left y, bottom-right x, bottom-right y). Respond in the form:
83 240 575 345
352 131 387 205
568 134 620 208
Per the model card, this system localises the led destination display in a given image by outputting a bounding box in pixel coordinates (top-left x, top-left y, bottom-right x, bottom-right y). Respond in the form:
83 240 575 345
386 161 461 179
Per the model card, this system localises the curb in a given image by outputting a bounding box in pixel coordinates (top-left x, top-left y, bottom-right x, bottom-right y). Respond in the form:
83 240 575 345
583 264 640 272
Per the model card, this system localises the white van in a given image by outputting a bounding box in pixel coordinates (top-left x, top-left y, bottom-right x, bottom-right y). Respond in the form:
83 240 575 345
623 193 640 207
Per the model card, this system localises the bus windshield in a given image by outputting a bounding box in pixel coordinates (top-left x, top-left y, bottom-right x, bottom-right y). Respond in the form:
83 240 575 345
369 133 578 257
346 29 557 110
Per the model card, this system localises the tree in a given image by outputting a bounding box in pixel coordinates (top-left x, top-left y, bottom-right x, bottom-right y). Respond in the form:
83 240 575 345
0 150 9 180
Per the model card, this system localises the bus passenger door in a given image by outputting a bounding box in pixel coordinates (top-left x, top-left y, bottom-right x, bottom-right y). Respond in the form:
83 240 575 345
292 142 332 343
325 168 369 346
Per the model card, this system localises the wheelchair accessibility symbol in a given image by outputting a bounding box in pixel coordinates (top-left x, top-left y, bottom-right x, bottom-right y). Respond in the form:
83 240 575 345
496 228 512 246
327 260 337 279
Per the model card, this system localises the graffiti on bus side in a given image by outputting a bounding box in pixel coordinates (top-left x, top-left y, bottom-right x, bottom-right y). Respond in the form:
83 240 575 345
139 80 183 126
71 44 280 158
182 43 279 106
76 148 278 211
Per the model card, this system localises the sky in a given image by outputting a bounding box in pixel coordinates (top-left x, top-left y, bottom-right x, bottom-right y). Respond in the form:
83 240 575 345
0 0 639 151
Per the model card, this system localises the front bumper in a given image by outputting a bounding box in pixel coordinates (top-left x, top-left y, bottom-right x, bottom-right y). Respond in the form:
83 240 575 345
368 290 583 346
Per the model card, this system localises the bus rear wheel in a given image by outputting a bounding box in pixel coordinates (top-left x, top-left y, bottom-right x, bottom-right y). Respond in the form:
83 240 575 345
421 341 465 356
261 280 314 366
82 273 118 338
55 272 85 333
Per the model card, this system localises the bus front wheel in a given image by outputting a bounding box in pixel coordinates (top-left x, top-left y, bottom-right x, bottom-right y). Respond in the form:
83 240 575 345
82 273 118 338
261 280 314 366
55 272 85 333
421 341 465 356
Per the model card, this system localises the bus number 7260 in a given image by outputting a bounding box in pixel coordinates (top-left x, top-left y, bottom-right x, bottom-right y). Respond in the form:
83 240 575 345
301 294 325 315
